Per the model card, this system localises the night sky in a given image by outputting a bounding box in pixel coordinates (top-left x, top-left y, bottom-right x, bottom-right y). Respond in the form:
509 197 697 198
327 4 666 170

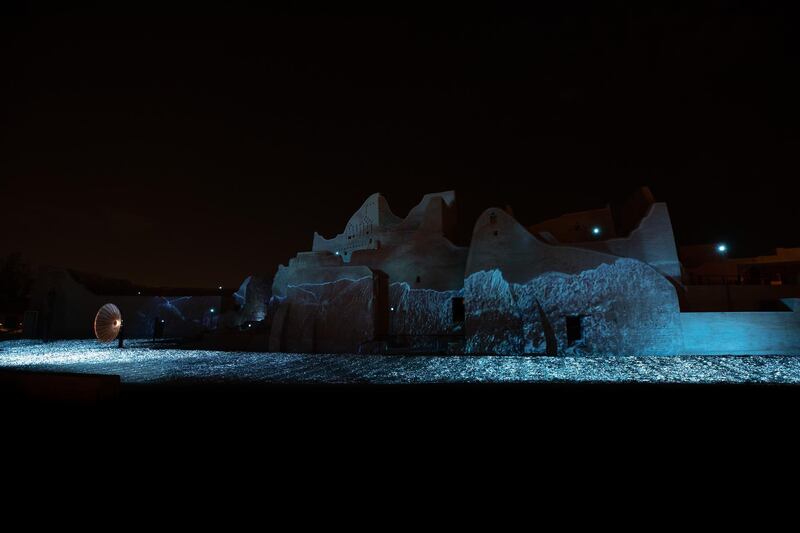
1 4 798 288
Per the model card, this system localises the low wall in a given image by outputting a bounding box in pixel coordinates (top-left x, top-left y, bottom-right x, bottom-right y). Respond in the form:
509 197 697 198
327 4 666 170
680 311 800 355
681 285 800 312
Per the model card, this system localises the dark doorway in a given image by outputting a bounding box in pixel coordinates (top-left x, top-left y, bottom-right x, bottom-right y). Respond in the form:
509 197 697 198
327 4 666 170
451 297 465 324
566 315 582 345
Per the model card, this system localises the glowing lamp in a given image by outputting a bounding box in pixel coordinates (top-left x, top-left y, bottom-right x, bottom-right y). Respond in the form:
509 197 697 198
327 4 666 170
717 243 728 254
390 307 395 312
591 226 601 236
210 308 215 313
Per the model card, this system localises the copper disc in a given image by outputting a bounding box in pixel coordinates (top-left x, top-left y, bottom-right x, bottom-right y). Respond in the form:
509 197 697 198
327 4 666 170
94 303 122 342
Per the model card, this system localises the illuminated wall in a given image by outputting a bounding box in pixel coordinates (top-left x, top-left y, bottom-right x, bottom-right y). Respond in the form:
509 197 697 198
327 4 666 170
26 269 222 339
681 308 800 355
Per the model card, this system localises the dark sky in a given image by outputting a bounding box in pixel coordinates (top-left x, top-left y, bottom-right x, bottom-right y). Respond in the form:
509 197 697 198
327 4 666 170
1 4 798 288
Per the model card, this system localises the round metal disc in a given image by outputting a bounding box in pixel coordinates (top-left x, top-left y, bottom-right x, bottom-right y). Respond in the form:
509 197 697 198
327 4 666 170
94 303 122 342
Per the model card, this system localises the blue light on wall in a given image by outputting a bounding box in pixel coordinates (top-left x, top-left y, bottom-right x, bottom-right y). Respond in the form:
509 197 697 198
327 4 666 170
591 226 601 236
717 243 728 254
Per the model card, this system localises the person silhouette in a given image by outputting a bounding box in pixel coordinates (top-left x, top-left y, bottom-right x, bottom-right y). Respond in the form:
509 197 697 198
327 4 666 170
117 321 125 349
153 316 165 342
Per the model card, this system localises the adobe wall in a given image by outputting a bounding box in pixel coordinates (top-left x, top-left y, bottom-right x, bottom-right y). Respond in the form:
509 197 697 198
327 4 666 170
528 206 617 242
387 282 462 337
311 191 458 262
269 191 470 352
307 192 467 291
269 260 380 352
567 203 682 280
349 234 467 291
271 252 359 298
680 310 800 355
464 210 684 355
276 275 379 353
465 260 685 356
466 208 620 282
233 275 270 324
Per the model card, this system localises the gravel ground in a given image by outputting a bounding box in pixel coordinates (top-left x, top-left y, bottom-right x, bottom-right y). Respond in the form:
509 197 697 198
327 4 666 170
2 339 800 384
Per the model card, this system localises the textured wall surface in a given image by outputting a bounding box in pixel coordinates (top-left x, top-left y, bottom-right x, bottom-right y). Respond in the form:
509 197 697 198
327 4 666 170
279 275 377 352
261 190 799 356
570 203 682 280
465 259 684 355
269 191 470 352
466 208 621 283
387 282 462 337
234 275 270 323
529 206 618 242
269 263 380 352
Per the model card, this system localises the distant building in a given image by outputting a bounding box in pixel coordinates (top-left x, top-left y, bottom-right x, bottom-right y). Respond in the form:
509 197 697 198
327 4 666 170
678 245 800 313
266 187 800 355
681 245 800 287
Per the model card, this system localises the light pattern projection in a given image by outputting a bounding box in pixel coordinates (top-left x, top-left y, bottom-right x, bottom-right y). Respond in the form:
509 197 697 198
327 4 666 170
2 339 800 384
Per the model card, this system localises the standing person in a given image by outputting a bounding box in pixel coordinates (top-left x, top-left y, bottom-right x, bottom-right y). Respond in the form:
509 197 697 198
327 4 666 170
153 316 165 342
117 320 125 349
43 288 56 342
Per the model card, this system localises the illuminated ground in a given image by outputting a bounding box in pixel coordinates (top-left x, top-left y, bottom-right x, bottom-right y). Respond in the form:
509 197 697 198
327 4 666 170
1 339 800 384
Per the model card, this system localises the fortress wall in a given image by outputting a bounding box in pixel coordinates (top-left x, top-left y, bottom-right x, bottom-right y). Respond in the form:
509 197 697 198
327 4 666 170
270 262 380 351
271 259 368 298
529 206 617 242
311 191 456 262
680 310 800 355
464 209 683 355
465 259 684 356
350 234 468 291
566 203 682 280
387 283 462 337
279 275 378 353
466 208 620 282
